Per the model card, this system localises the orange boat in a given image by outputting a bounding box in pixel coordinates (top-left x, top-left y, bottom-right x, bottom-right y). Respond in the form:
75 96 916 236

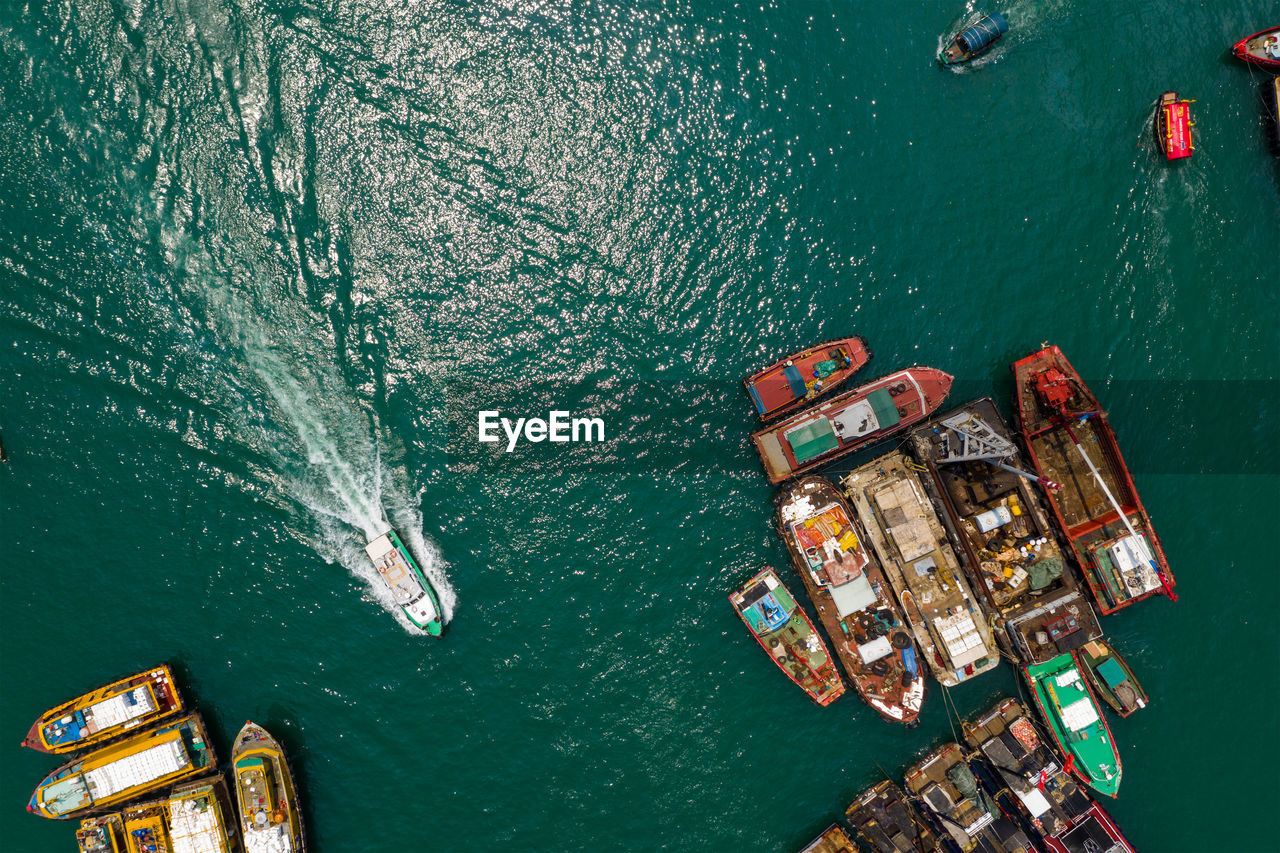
751 367 953 485
1012 345 1175 614
1156 91 1193 161
22 665 184 755
744 336 871 421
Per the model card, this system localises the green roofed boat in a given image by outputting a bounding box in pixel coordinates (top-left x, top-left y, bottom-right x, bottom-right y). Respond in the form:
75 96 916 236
730 567 846 706
1024 653 1121 798
1075 640 1148 718
365 529 444 635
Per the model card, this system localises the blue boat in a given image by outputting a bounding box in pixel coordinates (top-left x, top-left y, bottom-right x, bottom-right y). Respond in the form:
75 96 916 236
941 12 1008 65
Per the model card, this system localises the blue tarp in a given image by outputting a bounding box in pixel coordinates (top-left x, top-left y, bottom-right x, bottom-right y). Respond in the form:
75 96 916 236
958 12 1008 54
783 364 807 398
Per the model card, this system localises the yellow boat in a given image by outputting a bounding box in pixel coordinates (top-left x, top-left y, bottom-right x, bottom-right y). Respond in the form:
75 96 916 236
76 815 126 853
232 722 306 853
117 775 241 853
23 664 184 755
27 714 215 820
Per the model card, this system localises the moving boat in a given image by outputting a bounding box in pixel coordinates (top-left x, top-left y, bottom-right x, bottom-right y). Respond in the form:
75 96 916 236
1075 640 1148 717
907 398 1104 663
962 698 1136 853
730 567 847 706
28 714 215 820
745 336 871 421
797 824 858 853
1155 92 1194 161
904 742 1035 852
76 815 126 853
841 451 1000 687
940 12 1009 65
23 664 184 754
1024 654 1121 798
365 529 444 635
1012 345 1176 614
752 367 953 485
776 477 925 725
846 780 940 853
232 722 306 853
1231 26 1280 68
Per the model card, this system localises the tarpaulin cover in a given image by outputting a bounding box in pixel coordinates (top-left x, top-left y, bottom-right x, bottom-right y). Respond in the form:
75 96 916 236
959 13 1008 53
783 364 806 397
785 418 839 463
867 388 901 430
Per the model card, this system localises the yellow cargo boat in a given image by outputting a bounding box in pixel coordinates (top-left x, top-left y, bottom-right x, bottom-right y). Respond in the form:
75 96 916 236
27 714 215 820
232 722 305 853
76 815 126 852
23 664 184 755
118 775 241 853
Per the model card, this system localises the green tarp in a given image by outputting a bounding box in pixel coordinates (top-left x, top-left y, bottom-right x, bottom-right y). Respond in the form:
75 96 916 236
1097 657 1128 690
866 388 901 430
784 418 839 463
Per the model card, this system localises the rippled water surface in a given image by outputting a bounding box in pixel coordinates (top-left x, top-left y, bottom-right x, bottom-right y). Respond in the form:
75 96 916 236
1 1 1276 850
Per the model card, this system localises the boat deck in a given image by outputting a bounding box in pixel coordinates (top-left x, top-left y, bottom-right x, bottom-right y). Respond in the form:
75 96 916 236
903 744 997 851
77 815 126 853
846 780 939 853
1026 657 1120 797
842 453 998 686
1001 588 1103 664
796 825 858 853
747 338 868 419
1027 418 1128 530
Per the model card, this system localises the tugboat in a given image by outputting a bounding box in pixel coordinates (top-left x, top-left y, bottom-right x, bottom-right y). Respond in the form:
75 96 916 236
752 367 953 485
841 452 1000 687
745 336 871 421
76 815 126 853
365 528 444 635
1231 26 1280 68
1024 654 1121 798
962 698 1136 853
28 714 215 819
776 477 925 725
1012 345 1176 614
904 742 1035 852
907 398 1104 663
23 664 184 754
1155 91 1194 161
940 12 1009 65
232 722 306 853
797 825 859 853
846 780 940 853
729 567 847 706
1075 640 1148 717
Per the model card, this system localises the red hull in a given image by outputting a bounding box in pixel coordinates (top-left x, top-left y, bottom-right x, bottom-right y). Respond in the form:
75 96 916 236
745 336 871 421
1012 346 1175 615
1232 28 1280 68
1157 93 1193 161
1043 803 1137 853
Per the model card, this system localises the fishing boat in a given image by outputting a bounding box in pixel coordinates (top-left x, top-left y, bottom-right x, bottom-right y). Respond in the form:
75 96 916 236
1155 91 1194 161
23 664 184 754
1231 26 1280 68
1074 640 1147 717
232 722 306 853
77 815 126 853
28 714 215 820
776 477 925 725
940 12 1009 65
729 567 847 707
752 367 953 485
907 398 1104 663
962 698 1136 853
365 528 444 635
841 451 999 687
1024 654 1121 798
745 336 871 421
797 824 858 853
904 742 1035 852
846 780 940 853
1012 345 1175 615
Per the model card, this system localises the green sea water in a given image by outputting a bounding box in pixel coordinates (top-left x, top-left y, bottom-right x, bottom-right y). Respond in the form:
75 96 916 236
1 0 1277 850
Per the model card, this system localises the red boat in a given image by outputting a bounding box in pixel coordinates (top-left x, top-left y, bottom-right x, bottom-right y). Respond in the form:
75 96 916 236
744 336 871 421
751 367 953 485
1012 345 1175 614
1155 91 1193 161
1232 26 1280 69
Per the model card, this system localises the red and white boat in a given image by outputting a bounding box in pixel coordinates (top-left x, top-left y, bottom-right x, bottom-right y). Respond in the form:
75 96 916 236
744 336 871 421
751 367 952 485
1231 26 1280 69
1155 91 1193 161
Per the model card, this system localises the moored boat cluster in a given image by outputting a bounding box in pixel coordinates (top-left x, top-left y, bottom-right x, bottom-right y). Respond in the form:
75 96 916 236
731 339 1174 850
21 664 305 853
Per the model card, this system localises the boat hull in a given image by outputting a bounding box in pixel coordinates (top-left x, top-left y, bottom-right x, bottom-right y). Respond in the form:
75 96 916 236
745 336 871 421
23 664 184 754
1232 27 1280 68
232 722 306 853
1024 655 1121 798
